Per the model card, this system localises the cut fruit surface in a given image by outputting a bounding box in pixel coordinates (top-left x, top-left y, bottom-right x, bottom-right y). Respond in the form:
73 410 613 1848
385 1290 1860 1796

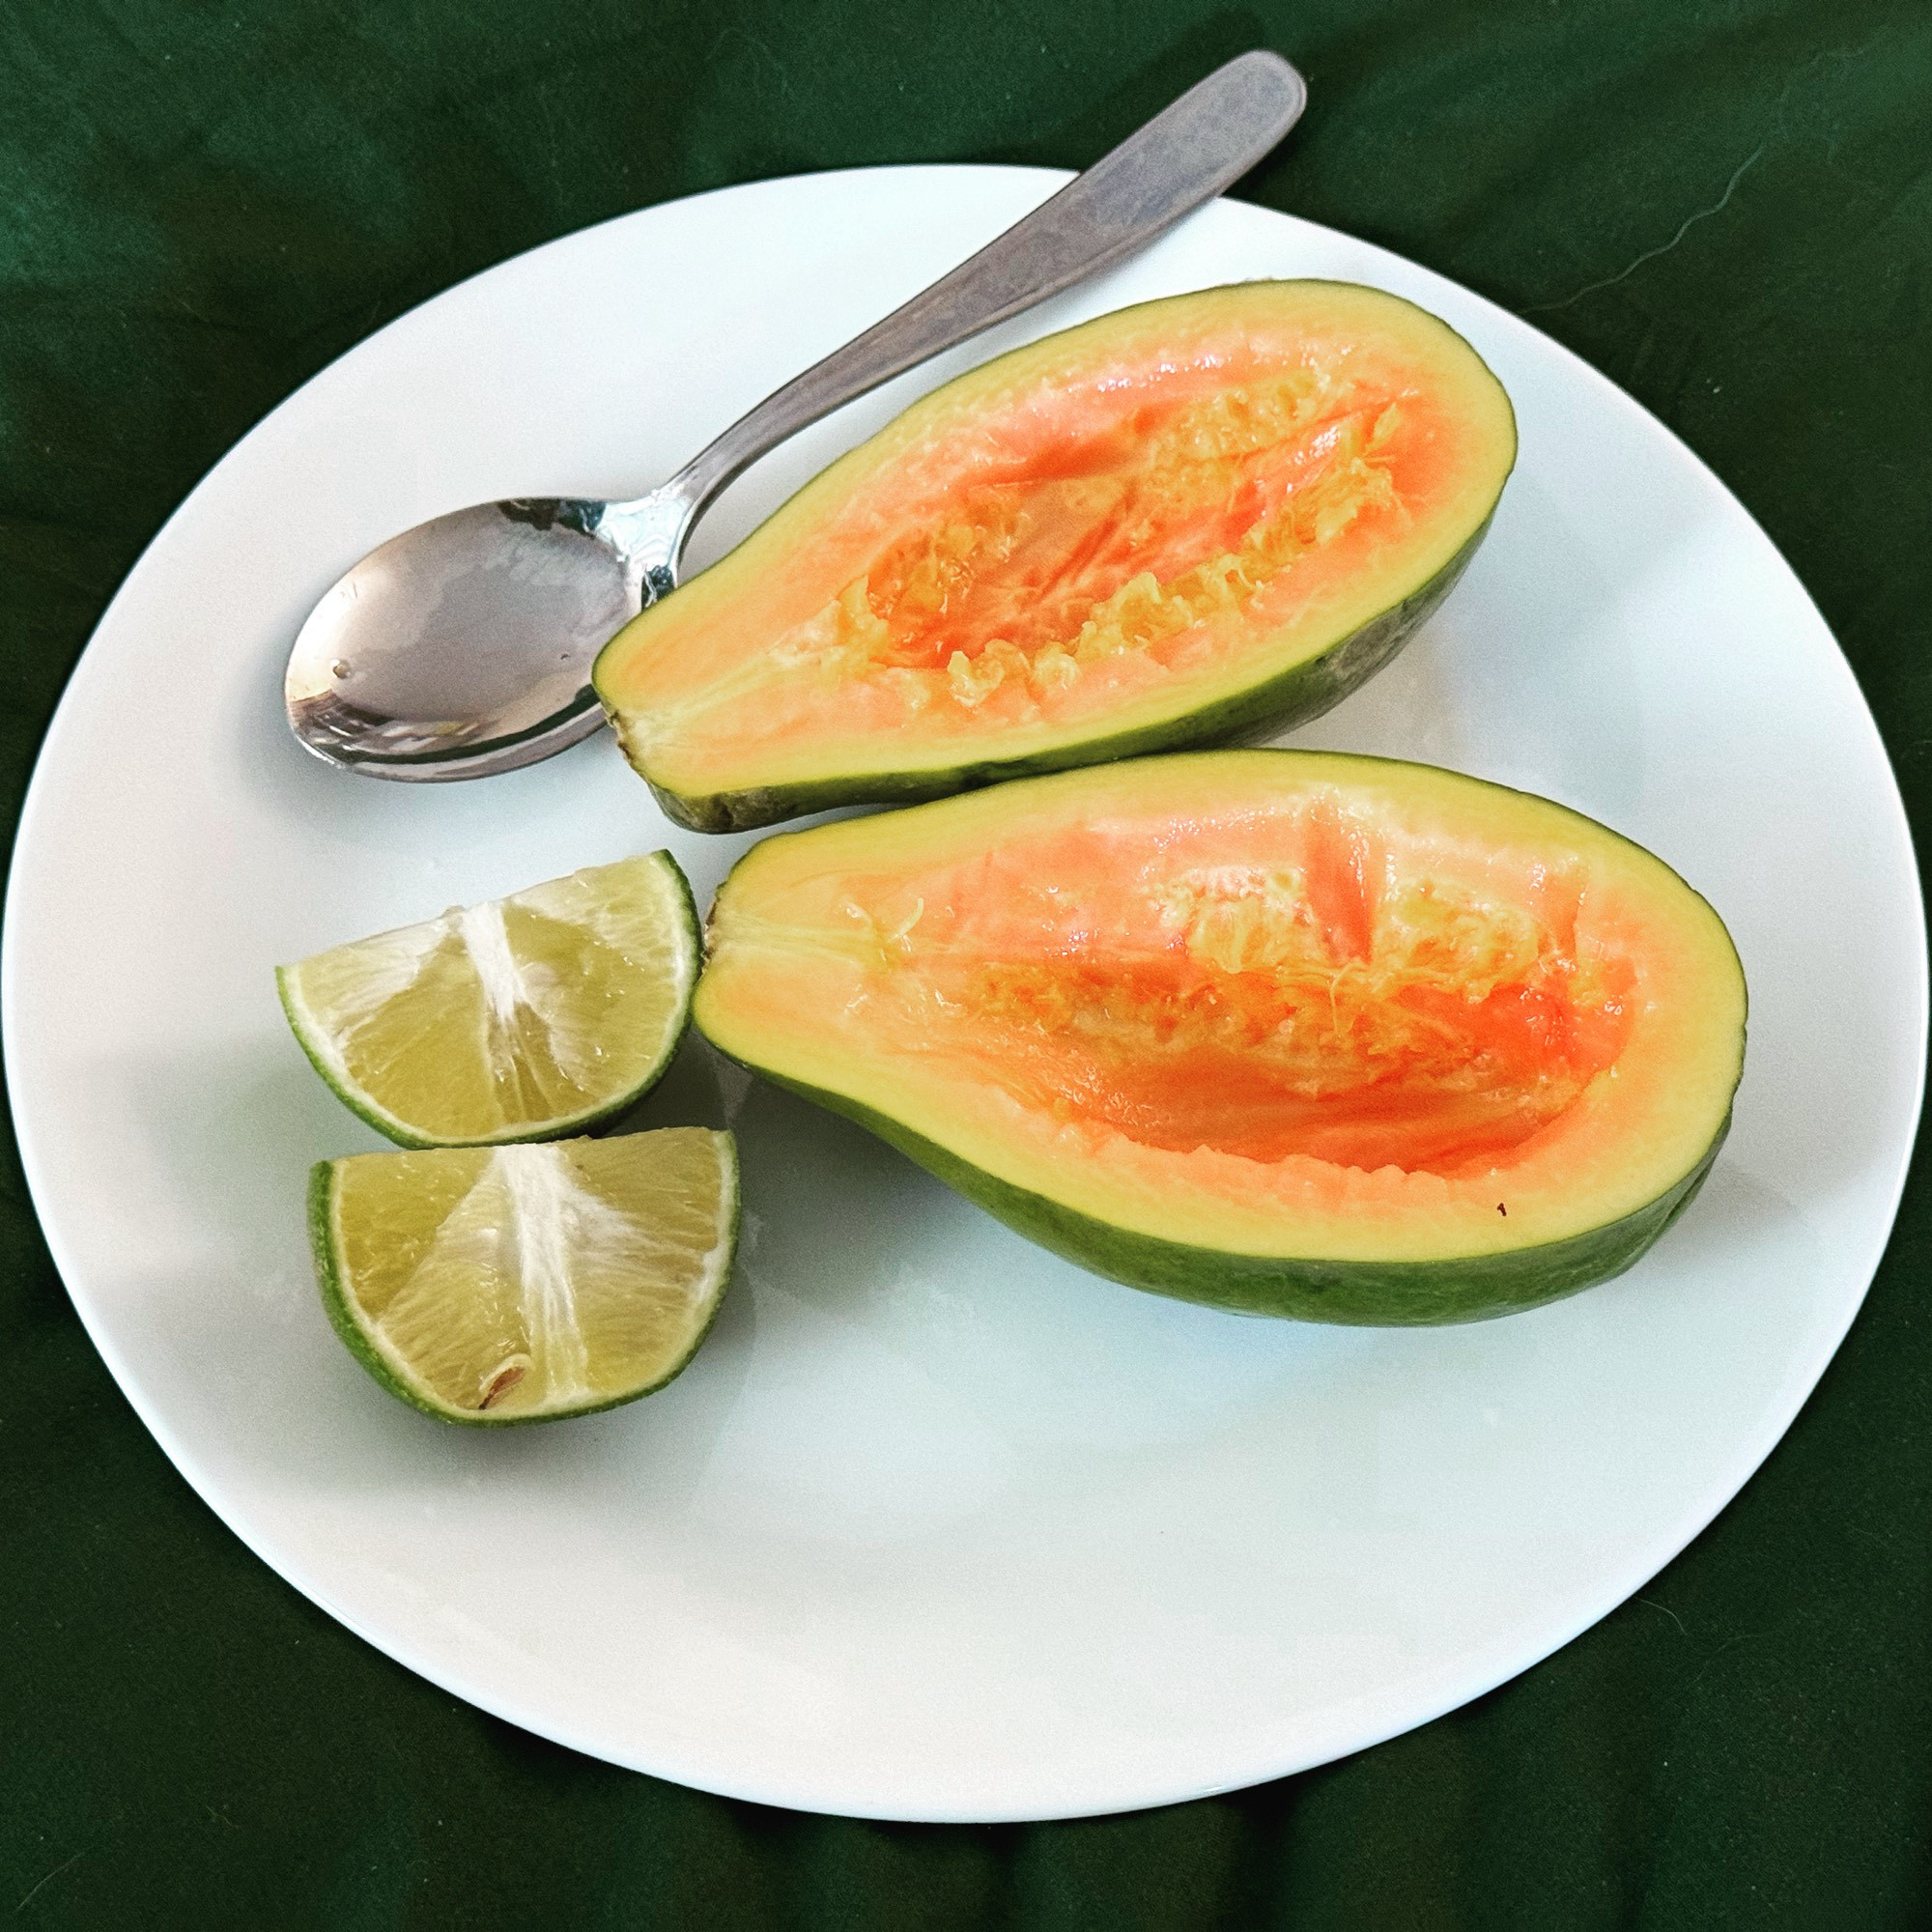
694 752 1747 1324
596 281 1516 831
279 851 698 1147
310 1128 738 1423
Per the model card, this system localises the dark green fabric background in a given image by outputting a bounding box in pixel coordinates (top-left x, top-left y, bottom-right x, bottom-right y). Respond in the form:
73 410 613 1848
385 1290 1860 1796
3 2 1928 1925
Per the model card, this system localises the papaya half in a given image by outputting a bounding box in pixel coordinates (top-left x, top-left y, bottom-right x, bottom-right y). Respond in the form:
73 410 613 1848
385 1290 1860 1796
693 752 1747 1324
596 283 1517 832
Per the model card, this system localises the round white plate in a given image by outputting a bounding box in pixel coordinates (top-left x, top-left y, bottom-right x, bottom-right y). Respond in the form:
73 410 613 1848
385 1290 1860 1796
4 168 1923 1823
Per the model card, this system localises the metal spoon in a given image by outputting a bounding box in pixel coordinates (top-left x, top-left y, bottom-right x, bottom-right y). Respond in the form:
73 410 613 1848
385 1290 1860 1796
285 51 1308 781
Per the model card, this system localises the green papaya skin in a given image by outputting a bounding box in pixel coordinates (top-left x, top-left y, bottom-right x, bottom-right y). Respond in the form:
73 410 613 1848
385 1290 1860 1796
719 1065 1730 1323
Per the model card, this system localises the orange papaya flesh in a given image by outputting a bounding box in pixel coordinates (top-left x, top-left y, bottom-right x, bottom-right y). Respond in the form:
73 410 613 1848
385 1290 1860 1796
693 752 1747 1323
596 283 1517 832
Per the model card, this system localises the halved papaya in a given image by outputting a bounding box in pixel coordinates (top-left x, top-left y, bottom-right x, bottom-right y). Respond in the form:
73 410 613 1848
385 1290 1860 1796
597 283 1517 831
694 752 1746 1324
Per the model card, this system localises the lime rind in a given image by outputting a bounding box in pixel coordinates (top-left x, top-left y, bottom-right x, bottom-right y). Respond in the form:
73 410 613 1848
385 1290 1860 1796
309 1130 740 1426
279 849 701 1150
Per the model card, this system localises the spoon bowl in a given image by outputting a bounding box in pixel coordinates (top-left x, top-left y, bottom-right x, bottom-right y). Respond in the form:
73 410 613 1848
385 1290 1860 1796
286 500 632 777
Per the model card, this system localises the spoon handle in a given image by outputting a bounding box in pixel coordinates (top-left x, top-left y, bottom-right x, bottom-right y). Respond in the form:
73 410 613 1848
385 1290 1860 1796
666 50 1306 534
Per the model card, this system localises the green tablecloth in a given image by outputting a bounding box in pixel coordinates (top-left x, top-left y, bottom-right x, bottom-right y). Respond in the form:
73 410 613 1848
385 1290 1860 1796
4 2 1928 1923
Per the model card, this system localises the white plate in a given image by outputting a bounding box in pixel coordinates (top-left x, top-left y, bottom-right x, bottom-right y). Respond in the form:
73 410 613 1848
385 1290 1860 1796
4 168 1923 1823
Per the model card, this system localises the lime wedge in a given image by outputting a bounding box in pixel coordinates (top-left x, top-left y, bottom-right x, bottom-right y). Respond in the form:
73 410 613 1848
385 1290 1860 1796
309 1127 738 1423
278 851 699 1147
